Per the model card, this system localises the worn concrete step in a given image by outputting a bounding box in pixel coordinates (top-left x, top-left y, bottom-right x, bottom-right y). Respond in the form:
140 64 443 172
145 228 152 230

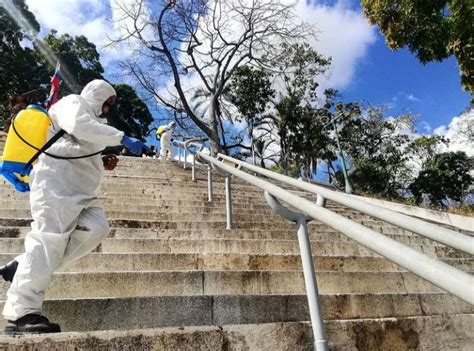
2 252 471 273
107 228 455 247
0 191 343 214
0 179 262 191
0 189 265 201
0 315 472 351
0 293 471 333
0 219 460 249
0 199 351 215
99 238 461 258
0 226 340 239
0 270 461 299
0 202 383 225
0 177 305 192
0 210 391 228
0 226 444 248
0 201 332 215
0 199 274 210
0 217 428 239
1 238 462 259
0 209 288 221
100 178 262 189
106 226 406 238
0 193 287 208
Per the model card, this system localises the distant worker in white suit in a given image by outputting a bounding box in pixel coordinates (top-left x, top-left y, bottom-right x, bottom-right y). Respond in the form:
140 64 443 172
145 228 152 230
157 121 176 160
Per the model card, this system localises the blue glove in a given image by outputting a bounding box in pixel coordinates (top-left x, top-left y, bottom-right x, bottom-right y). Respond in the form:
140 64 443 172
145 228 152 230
121 135 151 155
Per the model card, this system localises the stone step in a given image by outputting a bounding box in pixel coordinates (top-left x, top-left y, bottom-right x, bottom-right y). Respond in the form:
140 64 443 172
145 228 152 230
107 228 454 246
0 188 264 199
0 192 290 207
0 199 351 215
0 226 442 246
1 179 310 198
0 315 472 351
0 202 381 225
0 210 391 227
0 293 471 333
0 270 461 299
2 253 470 273
0 179 255 190
1 238 461 259
0 219 458 249
0 216 423 239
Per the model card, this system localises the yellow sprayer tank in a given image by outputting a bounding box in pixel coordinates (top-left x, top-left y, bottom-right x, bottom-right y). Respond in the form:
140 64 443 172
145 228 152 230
156 125 165 140
0 105 50 192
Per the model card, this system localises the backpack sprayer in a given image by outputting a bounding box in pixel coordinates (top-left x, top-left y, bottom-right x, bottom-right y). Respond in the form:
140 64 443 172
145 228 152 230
0 63 104 192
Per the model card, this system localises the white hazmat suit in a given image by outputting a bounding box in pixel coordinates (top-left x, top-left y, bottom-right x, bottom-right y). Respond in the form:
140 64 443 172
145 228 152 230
3 80 125 321
159 122 175 160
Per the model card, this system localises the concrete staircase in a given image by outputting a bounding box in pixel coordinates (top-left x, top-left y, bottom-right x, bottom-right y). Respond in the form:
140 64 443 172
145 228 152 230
0 157 472 350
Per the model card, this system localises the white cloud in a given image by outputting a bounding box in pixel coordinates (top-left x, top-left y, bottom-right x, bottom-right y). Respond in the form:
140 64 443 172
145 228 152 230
24 0 136 69
25 0 109 44
407 93 420 102
24 0 376 91
389 91 422 108
294 0 376 90
433 125 448 135
434 109 474 157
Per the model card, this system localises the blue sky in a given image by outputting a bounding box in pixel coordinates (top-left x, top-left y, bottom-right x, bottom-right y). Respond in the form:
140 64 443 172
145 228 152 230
301 0 471 132
22 0 472 137
341 32 471 133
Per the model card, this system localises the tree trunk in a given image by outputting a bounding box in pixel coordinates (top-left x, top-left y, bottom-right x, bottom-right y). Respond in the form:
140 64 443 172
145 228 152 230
208 95 221 155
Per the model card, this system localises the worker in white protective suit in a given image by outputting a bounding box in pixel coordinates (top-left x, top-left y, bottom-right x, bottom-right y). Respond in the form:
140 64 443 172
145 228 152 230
157 121 176 160
0 80 149 334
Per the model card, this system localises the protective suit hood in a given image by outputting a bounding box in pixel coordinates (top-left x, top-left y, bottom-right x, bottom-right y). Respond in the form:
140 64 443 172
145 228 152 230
80 80 116 117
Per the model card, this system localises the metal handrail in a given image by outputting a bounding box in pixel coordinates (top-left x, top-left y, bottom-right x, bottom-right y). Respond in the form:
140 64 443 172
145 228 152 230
172 140 474 350
218 153 474 256
197 152 474 302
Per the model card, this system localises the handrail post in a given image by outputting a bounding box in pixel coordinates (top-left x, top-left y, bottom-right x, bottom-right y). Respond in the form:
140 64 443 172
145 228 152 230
225 176 233 229
208 165 213 202
264 192 328 351
296 216 328 351
192 154 196 181
316 194 326 207
183 149 187 169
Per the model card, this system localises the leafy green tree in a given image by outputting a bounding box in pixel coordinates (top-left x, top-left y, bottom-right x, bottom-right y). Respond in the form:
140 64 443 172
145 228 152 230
269 162 301 178
42 30 103 95
0 0 48 118
228 66 275 123
409 151 473 206
405 135 448 167
106 84 153 141
0 3 153 140
258 43 331 175
339 107 414 198
42 33 153 138
361 0 474 95
253 138 277 169
227 65 276 162
228 66 275 141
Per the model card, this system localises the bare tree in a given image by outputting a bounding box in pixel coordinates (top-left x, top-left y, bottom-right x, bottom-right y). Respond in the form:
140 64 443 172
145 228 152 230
109 0 311 152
